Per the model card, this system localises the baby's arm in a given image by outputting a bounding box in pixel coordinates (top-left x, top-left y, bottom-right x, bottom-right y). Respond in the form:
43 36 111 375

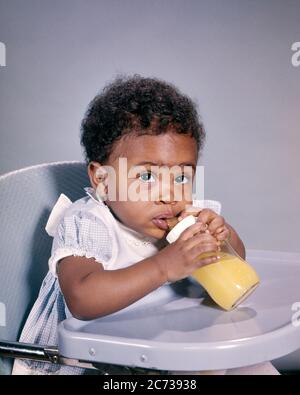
58 222 220 320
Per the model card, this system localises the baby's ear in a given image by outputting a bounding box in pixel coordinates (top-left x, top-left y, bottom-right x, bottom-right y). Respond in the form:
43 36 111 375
88 161 107 189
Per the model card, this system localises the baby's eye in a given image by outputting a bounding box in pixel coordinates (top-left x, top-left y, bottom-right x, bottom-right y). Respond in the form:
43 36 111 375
139 171 156 183
175 174 190 184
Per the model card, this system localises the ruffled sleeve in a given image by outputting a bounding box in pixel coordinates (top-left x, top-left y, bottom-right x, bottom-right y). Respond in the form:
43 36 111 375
48 210 114 276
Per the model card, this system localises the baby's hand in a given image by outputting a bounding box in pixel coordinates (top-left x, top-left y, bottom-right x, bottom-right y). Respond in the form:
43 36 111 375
156 221 220 283
178 207 231 243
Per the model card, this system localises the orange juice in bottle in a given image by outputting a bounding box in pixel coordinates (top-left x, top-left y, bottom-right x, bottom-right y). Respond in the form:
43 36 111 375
166 215 259 310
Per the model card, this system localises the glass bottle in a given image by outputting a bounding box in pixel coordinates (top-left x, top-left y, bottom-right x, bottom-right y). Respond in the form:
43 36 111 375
166 215 260 310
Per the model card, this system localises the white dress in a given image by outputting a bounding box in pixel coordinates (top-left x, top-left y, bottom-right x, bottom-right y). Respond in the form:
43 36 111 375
12 188 278 375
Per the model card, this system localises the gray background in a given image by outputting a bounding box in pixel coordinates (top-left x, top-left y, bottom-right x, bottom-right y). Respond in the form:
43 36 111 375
0 0 299 252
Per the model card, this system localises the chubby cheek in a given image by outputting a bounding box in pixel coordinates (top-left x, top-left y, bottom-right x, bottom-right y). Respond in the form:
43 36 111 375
112 201 150 229
128 203 166 237
128 201 152 227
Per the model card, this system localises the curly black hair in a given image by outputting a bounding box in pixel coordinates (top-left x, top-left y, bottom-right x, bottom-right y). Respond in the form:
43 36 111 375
80 74 205 164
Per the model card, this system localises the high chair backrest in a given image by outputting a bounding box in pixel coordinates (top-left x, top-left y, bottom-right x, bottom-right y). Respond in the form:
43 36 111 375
0 162 89 374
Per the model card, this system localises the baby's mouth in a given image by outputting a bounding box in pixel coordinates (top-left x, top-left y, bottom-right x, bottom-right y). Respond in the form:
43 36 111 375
152 216 179 231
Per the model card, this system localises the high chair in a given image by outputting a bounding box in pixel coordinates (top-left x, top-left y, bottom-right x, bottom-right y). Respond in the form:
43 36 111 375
1 161 300 374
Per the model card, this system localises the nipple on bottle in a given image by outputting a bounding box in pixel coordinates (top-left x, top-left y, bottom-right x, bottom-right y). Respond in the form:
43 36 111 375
166 217 179 231
166 215 197 244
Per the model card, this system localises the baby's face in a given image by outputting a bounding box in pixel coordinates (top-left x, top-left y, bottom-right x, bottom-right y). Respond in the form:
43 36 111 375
92 130 198 239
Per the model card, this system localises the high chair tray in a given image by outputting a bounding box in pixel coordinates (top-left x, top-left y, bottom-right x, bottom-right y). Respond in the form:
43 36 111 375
58 250 300 371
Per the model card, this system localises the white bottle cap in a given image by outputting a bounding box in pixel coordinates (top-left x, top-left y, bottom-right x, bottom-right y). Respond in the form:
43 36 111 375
166 215 197 243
